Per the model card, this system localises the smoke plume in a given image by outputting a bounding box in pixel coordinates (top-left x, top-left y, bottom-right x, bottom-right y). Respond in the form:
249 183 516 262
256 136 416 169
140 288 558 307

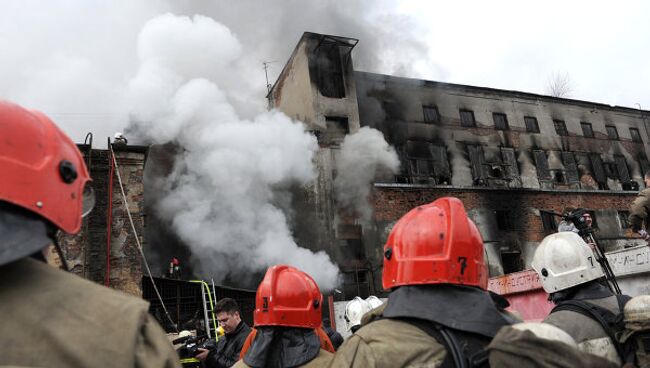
127 14 339 289
334 127 400 221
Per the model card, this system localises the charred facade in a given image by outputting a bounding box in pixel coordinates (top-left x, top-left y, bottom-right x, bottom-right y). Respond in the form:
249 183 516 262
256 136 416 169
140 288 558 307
269 32 650 299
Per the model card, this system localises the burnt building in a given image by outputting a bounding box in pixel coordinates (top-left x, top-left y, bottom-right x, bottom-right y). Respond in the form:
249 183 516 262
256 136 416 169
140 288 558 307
269 32 650 299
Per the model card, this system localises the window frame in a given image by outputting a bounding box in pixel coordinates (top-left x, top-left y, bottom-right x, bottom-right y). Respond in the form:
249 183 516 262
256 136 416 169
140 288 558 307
493 113 509 131
606 125 619 140
553 119 568 136
459 109 476 127
630 128 643 143
540 210 558 232
422 105 440 124
524 116 540 133
580 122 594 138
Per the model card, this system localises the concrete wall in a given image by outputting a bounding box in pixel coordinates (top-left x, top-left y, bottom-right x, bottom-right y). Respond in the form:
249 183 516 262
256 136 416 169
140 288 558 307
59 145 147 296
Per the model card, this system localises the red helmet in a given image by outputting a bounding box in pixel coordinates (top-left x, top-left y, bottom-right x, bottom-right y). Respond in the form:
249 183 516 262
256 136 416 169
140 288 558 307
254 265 323 329
382 197 487 290
0 101 92 234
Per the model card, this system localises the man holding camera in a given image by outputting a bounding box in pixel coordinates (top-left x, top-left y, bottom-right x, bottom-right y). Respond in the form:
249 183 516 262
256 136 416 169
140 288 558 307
196 298 251 368
629 171 650 244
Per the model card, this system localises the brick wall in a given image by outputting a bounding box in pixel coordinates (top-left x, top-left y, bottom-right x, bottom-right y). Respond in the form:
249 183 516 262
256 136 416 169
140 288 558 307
58 145 147 296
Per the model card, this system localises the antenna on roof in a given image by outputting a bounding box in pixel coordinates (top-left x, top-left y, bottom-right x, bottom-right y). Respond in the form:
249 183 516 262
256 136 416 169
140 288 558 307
263 61 277 95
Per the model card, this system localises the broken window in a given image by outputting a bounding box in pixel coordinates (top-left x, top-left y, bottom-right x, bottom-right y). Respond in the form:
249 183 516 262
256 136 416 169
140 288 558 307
459 109 476 127
315 43 345 98
589 154 607 189
581 122 594 138
533 150 551 181
404 141 450 184
500 147 521 185
428 144 451 184
467 145 487 183
553 120 568 136
525 116 540 133
615 155 631 183
630 128 643 143
606 125 619 140
493 113 509 131
541 211 558 232
496 210 515 231
561 152 580 185
618 211 630 229
423 105 440 124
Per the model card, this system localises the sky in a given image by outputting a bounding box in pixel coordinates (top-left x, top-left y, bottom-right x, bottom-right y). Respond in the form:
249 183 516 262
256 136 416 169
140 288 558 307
1 0 649 141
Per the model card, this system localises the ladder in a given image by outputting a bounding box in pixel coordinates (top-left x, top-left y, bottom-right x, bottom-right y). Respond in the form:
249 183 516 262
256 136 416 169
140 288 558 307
191 280 219 340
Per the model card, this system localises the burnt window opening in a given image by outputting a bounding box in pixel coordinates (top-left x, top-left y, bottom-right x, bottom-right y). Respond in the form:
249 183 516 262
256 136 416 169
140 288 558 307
553 171 566 184
630 128 643 143
491 166 504 179
623 182 640 191
404 141 451 184
525 116 540 133
321 116 349 146
423 105 440 124
553 120 568 136
561 152 580 185
615 155 631 184
581 122 594 138
618 211 630 229
541 211 558 232
459 109 476 127
589 154 608 189
533 150 551 181
501 251 523 274
603 162 618 179
467 145 521 187
315 43 345 98
493 113 509 131
496 210 515 231
606 125 619 140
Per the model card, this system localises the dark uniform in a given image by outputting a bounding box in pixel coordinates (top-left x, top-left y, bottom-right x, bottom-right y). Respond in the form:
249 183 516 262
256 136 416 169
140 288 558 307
206 320 251 368
630 188 650 233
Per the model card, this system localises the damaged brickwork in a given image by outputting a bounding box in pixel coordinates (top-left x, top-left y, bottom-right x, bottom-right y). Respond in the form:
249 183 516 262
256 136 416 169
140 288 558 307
58 144 147 296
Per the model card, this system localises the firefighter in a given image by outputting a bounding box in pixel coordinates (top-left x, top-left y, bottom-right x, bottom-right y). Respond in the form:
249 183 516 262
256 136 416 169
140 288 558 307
0 101 179 367
619 295 650 368
630 171 650 244
331 197 518 367
344 296 371 333
488 322 618 368
233 264 333 367
532 231 631 365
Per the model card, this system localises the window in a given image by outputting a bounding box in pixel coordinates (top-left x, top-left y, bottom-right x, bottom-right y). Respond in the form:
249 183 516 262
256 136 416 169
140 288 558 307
524 116 540 133
493 113 509 130
496 210 514 230
618 211 630 229
630 128 643 143
581 122 594 138
606 125 619 140
459 109 476 127
541 211 558 232
315 43 345 98
423 105 440 123
553 120 568 136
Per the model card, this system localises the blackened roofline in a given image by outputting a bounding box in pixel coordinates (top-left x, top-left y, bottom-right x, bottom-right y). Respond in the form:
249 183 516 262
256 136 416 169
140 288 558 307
356 71 650 116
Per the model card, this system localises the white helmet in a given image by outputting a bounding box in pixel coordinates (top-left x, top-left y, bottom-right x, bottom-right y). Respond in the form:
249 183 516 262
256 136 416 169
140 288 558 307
365 296 384 310
531 232 604 293
624 295 650 324
345 297 370 331
512 322 577 347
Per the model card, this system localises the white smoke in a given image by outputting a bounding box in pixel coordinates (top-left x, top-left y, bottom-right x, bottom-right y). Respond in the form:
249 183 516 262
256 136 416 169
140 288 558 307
127 14 339 289
334 127 400 221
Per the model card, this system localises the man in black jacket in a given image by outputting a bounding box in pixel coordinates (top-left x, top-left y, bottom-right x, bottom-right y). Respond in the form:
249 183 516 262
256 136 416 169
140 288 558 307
197 298 251 368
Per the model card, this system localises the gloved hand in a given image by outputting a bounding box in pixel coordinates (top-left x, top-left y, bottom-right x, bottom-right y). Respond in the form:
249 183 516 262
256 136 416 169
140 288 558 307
639 229 650 242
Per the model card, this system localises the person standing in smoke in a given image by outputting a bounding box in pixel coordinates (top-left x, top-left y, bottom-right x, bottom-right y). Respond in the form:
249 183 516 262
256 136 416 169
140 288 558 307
233 265 334 368
330 197 519 367
0 101 179 367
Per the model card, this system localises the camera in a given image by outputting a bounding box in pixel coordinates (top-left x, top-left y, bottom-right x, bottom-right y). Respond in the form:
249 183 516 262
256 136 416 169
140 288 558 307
563 208 591 235
173 334 216 359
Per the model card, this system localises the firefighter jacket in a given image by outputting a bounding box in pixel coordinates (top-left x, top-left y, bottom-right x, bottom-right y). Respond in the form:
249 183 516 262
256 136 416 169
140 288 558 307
330 284 519 368
206 320 251 368
629 188 650 232
487 325 618 368
0 257 180 368
233 327 333 368
544 282 628 365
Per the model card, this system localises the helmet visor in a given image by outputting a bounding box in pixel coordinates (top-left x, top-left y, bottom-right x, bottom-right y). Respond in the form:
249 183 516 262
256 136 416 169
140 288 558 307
82 183 95 218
